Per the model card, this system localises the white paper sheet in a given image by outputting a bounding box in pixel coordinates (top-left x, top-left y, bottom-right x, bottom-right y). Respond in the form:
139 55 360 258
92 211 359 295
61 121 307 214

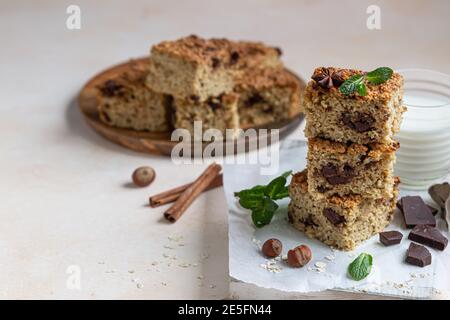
224 139 450 299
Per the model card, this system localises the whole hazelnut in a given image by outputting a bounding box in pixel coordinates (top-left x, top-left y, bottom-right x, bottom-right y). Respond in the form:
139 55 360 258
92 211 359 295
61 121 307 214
132 166 155 187
262 238 282 258
287 245 312 268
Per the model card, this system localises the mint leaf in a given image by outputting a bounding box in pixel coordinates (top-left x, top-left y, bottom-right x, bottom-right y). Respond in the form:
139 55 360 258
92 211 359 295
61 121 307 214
235 185 266 209
356 83 367 96
339 75 364 95
265 170 292 200
281 170 293 179
348 253 373 281
366 67 393 84
234 185 266 198
234 171 293 228
251 197 279 228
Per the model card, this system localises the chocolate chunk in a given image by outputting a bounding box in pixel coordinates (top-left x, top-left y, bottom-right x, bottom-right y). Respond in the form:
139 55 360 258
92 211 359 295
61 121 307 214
342 112 375 133
189 95 200 103
406 243 431 267
408 225 448 251
211 57 221 69
323 208 345 225
321 164 338 177
353 113 375 132
397 200 438 216
317 185 328 193
100 80 124 97
230 51 240 65
428 182 450 208
244 93 264 107
400 196 436 228
207 101 222 112
379 231 403 246
321 163 355 185
326 175 352 185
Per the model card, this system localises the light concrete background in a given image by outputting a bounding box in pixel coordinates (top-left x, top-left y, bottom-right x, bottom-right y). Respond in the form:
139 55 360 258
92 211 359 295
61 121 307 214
0 0 449 299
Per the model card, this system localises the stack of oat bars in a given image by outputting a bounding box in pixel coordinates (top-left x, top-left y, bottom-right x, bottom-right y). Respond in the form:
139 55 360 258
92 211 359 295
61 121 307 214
288 67 406 251
97 35 302 137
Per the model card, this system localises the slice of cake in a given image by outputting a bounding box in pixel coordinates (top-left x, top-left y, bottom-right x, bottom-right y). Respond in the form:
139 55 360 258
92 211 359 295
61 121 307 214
172 93 239 138
288 170 399 251
303 67 405 144
234 67 302 127
97 60 170 131
146 35 283 101
307 137 399 199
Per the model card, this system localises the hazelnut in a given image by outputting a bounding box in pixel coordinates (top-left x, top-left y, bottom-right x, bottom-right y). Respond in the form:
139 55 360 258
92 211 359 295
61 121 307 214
132 166 155 187
262 238 282 258
287 245 312 268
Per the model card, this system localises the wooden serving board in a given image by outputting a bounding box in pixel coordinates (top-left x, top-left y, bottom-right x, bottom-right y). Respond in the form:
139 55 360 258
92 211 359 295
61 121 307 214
78 57 305 156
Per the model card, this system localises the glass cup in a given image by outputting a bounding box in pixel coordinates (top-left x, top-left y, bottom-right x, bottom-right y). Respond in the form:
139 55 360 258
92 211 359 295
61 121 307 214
394 69 450 189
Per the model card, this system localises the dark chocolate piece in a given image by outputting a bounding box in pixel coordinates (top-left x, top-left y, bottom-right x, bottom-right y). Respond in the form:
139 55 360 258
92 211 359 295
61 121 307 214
428 182 450 208
323 208 345 225
400 196 436 228
397 200 438 216
408 225 448 251
406 243 431 267
379 231 403 246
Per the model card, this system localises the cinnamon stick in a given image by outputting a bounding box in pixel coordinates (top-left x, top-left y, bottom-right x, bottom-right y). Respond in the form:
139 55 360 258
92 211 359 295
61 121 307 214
164 163 222 222
149 174 223 208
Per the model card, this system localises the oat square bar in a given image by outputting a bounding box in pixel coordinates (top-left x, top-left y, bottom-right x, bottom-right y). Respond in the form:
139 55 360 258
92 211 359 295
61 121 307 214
288 170 398 251
234 67 302 127
307 137 399 199
97 60 170 132
172 93 239 138
303 67 405 144
146 35 282 101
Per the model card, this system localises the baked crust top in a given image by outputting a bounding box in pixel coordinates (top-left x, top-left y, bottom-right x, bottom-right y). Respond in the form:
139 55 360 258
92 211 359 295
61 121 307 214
151 35 281 68
235 67 300 90
305 67 403 103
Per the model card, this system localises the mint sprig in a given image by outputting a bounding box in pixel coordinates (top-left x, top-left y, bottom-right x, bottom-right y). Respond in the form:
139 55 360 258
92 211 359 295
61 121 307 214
234 171 292 228
339 67 393 96
348 253 373 281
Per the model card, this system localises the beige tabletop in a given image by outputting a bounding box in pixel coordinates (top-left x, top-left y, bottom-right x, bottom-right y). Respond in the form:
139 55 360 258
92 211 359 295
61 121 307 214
0 0 449 299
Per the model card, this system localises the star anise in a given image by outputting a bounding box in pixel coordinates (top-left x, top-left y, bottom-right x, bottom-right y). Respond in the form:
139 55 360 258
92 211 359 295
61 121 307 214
311 67 345 89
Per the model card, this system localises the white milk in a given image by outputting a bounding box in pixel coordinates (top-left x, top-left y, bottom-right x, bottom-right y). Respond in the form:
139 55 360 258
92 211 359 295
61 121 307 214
395 95 450 188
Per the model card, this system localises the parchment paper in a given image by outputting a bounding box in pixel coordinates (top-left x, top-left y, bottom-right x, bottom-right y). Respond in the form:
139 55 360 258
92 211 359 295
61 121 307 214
224 139 450 299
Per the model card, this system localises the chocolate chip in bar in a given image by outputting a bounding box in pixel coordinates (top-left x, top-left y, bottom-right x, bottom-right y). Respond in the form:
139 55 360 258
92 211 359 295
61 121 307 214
400 196 436 228
405 243 431 267
408 225 448 251
379 231 403 246
428 182 450 208
323 208 345 225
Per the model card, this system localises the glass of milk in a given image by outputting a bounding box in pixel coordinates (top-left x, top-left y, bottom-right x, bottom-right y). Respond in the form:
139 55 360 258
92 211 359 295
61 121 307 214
395 69 450 189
